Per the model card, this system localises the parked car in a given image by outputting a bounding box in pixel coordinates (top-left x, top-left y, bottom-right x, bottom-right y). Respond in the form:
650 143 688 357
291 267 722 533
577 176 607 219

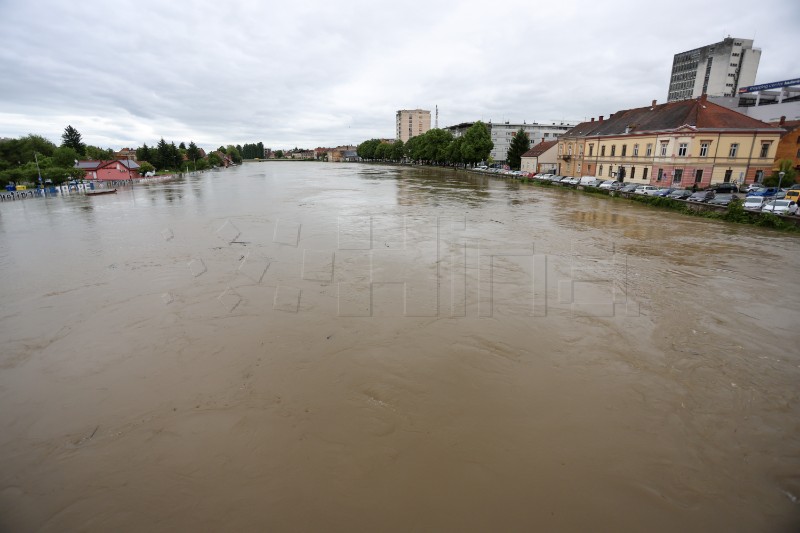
652 188 676 197
743 196 768 210
598 180 616 189
746 183 763 192
761 199 799 215
619 184 639 193
709 183 739 194
579 176 599 186
746 187 778 197
688 190 715 202
634 185 659 195
566 177 580 185
785 188 800 204
668 189 692 200
707 193 740 206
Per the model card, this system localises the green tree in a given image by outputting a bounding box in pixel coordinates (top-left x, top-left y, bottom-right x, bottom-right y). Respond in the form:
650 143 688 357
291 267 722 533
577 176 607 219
85 145 114 160
194 158 210 171
155 138 170 169
374 142 388 160
422 129 454 164
179 142 186 150
506 128 530 170
61 125 85 156
136 143 153 163
187 141 201 164
53 146 79 167
274 150 284 159
138 161 155 175
461 121 493 166
447 137 465 166
208 152 223 167
763 159 797 187
404 136 421 161
357 139 381 160
226 145 242 164
390 140 404 161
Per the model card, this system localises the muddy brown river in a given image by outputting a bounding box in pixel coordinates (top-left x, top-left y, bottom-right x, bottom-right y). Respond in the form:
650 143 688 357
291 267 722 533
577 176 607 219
1 163 799 532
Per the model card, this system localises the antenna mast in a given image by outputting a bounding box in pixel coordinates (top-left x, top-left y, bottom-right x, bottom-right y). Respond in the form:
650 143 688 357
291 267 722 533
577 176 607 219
435 105 438 129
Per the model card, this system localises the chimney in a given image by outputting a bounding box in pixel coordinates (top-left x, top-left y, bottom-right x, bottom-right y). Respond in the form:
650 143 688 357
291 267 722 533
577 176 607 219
779 116 786 126
590 117 595 122
599 116 604 122
651 99 657 108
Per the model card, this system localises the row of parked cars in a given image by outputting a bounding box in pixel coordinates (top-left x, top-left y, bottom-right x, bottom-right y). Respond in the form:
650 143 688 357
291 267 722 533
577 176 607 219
481 167 800 216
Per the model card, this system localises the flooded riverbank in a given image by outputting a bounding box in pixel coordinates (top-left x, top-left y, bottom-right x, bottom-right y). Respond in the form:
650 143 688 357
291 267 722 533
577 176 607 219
1 162 798 531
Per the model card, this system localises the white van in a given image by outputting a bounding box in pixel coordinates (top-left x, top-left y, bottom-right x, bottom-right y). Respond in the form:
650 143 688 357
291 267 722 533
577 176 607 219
579 176 598 186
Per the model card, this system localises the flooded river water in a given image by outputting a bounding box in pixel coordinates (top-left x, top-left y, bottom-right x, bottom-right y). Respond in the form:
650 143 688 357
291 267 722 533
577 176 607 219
1 162 799 532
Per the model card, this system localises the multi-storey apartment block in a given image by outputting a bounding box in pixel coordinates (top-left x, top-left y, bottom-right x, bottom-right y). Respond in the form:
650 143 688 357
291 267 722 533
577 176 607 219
396 109 431 143
444 121 575 163
668 37 760 102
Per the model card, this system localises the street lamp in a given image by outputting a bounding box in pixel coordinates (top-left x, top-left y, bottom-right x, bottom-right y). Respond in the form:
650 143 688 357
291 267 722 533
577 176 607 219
777 171 785 191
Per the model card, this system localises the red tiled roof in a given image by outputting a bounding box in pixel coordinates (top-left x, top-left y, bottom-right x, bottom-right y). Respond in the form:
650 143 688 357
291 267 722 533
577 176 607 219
521 140 557 158
771 120 800 137
565 96 781 138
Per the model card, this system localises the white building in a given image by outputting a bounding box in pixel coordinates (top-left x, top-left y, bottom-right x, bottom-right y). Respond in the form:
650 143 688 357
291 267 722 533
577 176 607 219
444 120 576 163
668 37 761 102
709 77 800 122
396 109 431 143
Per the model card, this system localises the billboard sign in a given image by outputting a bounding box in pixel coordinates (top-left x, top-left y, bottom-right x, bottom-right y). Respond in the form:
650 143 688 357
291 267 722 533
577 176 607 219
738 78 800 94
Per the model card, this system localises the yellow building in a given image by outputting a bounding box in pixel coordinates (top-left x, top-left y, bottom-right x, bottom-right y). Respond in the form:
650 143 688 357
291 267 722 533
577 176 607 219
558 96 781 188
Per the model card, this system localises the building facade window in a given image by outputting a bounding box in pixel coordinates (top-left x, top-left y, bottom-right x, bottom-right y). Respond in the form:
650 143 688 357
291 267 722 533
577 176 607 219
568 144 572 155
700 142 709 157
621 145 627 157
588 144 594 156
694 169 703 183
678 143 688 156
599 164 603 175
724 169 733 182
657 168 663 181
760 142 770 158
608 166 613 177
633 144 639 156
729 143 738 157
601 146 606 156
755 170 764 182
643 167 649 180
673 169 683 182
630 166 636 179
660 142 668 157
579 145 584 156
611 145 616 156
646 144 653 156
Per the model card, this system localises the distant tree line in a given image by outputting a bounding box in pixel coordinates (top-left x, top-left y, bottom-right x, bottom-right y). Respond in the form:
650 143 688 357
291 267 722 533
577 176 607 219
0 125 260 187
240 142 265 159
357 122 493 167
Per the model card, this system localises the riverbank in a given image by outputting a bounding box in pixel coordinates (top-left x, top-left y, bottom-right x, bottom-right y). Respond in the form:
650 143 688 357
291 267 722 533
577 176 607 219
453 165 800 232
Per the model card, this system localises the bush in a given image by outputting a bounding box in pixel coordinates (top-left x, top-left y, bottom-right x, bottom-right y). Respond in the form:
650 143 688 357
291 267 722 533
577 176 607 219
723 199 751 223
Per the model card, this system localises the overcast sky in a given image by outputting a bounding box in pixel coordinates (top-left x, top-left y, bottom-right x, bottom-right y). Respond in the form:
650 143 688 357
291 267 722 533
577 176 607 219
0 0 797 152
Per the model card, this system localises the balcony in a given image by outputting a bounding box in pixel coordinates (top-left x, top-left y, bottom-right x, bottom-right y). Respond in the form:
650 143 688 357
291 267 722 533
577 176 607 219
560 154 571 161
